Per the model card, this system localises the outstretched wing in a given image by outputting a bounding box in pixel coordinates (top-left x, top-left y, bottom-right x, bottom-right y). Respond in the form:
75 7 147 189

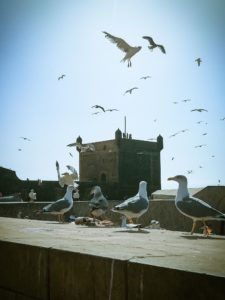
158 44 166 54
103 31 132 53
142 36 156 46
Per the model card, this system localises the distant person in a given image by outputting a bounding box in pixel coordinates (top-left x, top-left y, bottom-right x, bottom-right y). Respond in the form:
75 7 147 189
28 189 37 202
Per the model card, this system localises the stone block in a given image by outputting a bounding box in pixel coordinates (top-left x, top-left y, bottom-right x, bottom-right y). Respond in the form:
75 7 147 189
127 262 225 300
49 249 127 300
0 241 48 300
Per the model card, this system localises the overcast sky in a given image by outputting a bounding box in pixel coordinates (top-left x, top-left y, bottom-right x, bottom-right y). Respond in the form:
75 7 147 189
1 0 225 190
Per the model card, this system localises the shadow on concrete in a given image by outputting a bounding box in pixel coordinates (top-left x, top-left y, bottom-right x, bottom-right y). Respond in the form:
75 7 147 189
180 234 225 240
114 229 150 234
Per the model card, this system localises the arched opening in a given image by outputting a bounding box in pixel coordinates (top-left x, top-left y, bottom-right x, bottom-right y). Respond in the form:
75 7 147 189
100 173 107 183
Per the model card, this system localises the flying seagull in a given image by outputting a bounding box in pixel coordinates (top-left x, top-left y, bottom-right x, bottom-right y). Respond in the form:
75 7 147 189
20 137 31 141
168 175 225 235
105 108 119 112
38 185 75 222
102 31 141 67
92 105 105 112
182 99 191 102
56 161 78 187
124 87 138 95
140 76 151 80
142 36 166 54
195 144 207 148
58 74 66 80
111 181 149 226
191 108 208 112
195 58 202 66
67 142 95 152
89 186 109 220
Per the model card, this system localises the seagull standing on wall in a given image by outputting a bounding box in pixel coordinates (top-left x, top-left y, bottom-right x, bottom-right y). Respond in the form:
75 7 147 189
168 175 225 235
111 181 149 226
89 186 109 220
39 185 75 222
102 31 141 67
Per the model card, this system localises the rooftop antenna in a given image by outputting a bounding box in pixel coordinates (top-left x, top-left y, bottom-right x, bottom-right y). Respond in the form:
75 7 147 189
124 116 126 135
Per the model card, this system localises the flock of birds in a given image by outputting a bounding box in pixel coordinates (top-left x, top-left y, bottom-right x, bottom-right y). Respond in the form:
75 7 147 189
16 31 224 234
38 170 225 236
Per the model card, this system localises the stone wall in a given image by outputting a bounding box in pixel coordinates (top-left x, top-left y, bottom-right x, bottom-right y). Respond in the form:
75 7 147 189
0 199 224 235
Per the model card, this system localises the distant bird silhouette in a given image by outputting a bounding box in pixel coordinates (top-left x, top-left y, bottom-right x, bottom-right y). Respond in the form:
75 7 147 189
91 105 105 112
20 136 31 141
140 76 151 80
169 132 180 138
202 133 207 136
18 148 22 151
105 108 119 112
172 101 178 104
179 129 189 133
220 117 225 121
187 170 193 174
195 58 202 66
191 108 208 112
124 87 138 95
196 121 204 124
103 31 142 67
182 99 191 102
142 36 166 54
195 144 207 148
58 74 66 80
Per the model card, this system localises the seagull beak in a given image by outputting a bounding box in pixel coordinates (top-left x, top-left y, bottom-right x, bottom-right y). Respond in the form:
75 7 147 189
168 177 175 181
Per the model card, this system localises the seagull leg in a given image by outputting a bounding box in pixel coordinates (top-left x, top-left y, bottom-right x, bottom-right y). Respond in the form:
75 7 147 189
203 221 210 236
191 221 196 235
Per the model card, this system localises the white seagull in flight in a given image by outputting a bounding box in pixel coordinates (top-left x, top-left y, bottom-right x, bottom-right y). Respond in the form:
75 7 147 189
102 31 141 67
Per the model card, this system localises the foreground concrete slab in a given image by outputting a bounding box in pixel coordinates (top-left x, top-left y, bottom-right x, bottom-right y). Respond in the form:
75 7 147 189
0 217 225 299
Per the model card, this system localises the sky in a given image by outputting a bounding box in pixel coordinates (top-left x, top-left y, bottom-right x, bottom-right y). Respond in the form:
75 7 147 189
0 0 225 190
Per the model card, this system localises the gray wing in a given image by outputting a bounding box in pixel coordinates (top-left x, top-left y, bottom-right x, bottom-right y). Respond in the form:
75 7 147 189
158 44 166 54
115 196 148 213
89 196 108 210
43 198 69 213
177 197 224 218
142 36 156 46
103 31 132 53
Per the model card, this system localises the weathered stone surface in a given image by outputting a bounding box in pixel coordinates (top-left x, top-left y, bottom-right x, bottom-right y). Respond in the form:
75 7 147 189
0 218 225 299
0 241 48 300
49 250 126 300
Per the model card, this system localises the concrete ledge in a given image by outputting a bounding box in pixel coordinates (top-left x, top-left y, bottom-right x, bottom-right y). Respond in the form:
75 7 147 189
0 218 225 299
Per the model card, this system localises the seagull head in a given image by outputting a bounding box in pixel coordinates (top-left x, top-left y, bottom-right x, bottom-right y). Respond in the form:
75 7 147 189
138 181 148 198
168 175 187 184
90 185 102 196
